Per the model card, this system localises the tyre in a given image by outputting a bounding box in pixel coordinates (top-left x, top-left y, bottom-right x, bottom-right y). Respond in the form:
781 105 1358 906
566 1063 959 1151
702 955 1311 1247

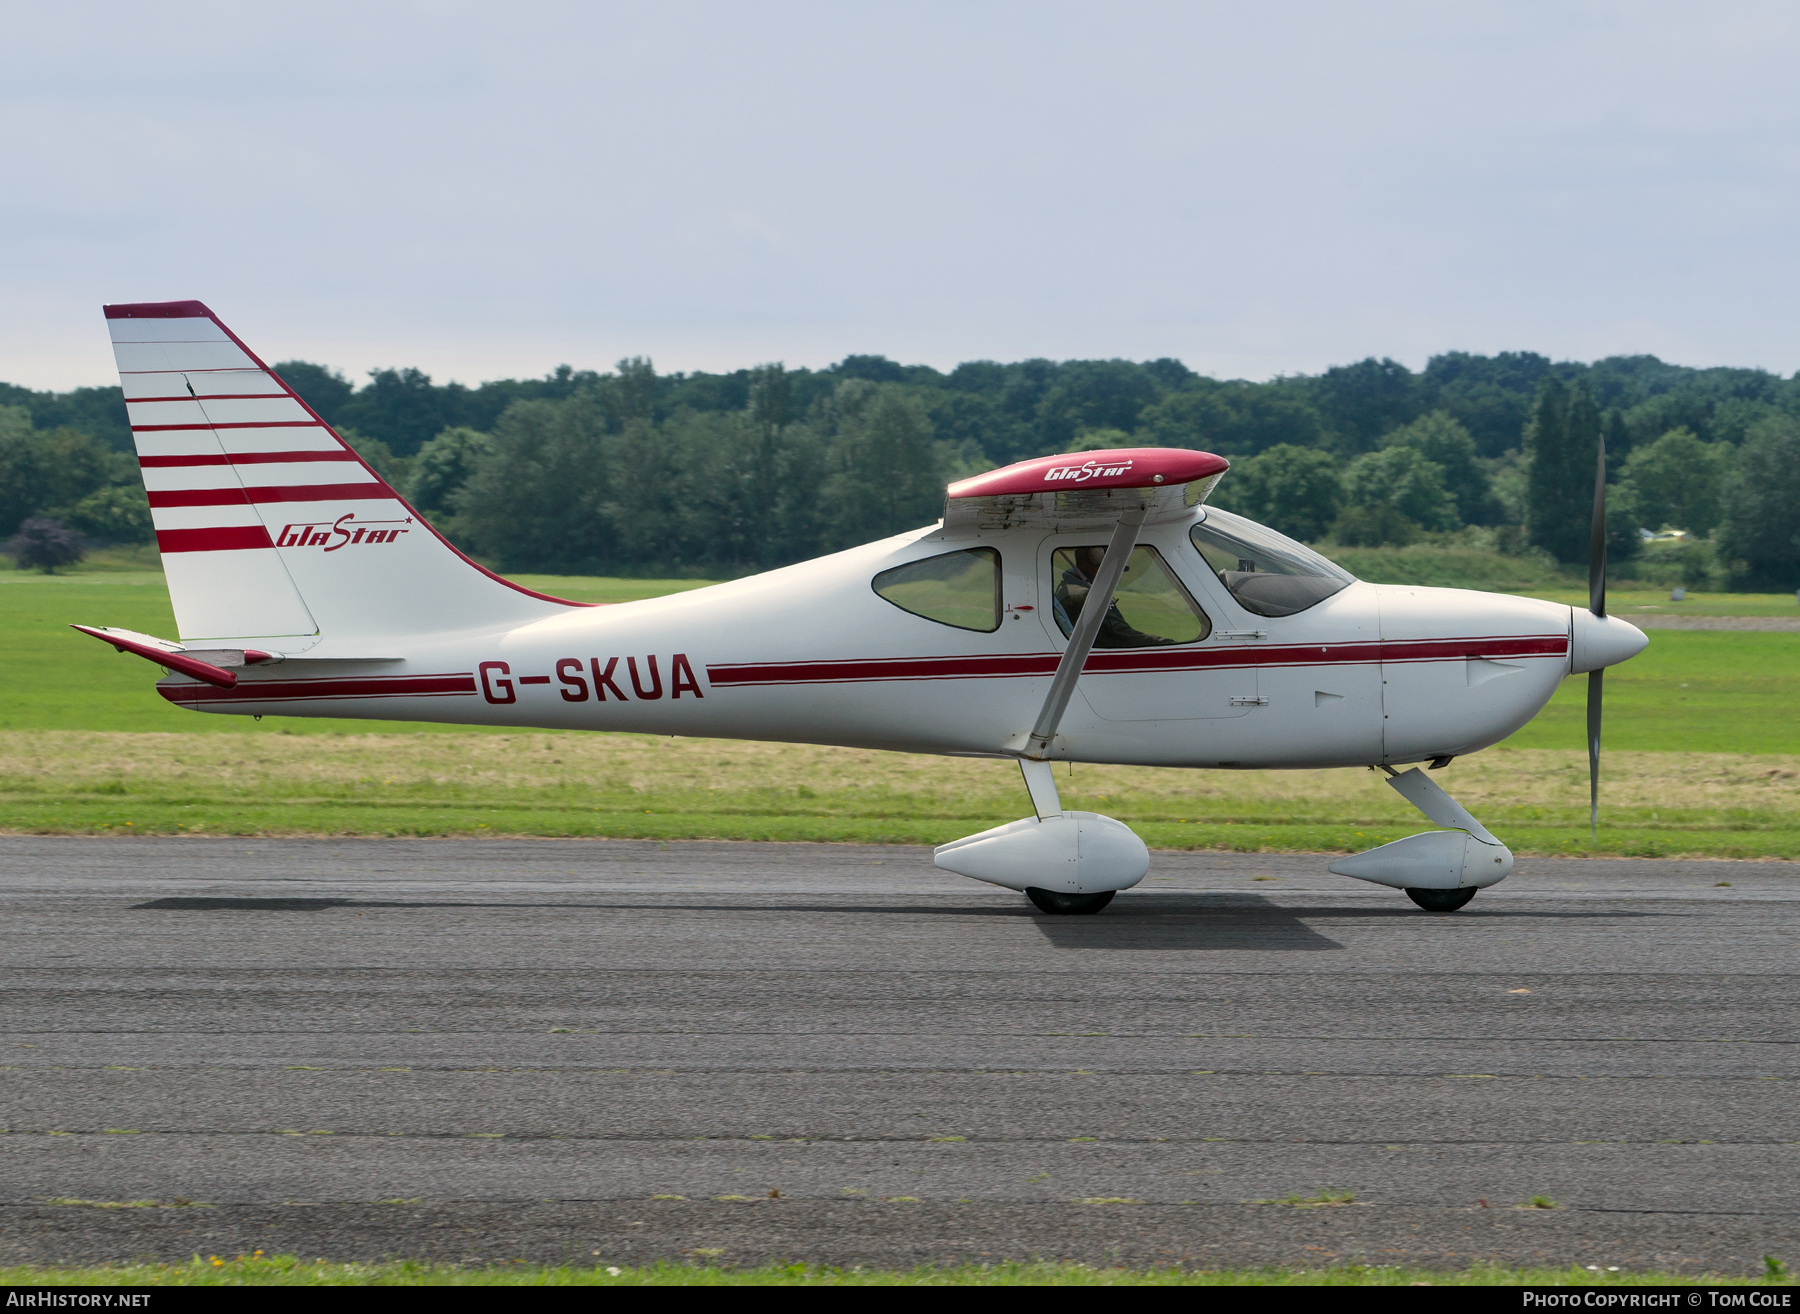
1025 888 1115 915
1405 886 1478 912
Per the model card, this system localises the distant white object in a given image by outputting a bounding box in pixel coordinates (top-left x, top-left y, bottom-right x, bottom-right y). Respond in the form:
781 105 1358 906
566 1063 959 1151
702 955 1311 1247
1671 587 1686 601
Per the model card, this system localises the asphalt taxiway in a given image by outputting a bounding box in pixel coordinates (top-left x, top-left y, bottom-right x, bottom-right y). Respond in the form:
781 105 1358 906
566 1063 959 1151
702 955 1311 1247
1 836 1795 1273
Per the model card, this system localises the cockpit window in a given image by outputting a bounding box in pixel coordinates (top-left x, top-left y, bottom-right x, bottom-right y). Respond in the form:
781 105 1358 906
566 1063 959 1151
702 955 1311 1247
873 547 1001 632
1189 508 1355 618
1051 545 1210 647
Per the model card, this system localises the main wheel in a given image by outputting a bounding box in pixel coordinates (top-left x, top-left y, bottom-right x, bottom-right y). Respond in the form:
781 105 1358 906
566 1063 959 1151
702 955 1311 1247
1405 886 1478 912
1025 888 1115 915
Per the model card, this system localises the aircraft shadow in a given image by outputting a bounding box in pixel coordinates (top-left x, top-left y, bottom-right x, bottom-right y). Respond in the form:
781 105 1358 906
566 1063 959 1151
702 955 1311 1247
131 894 1343 952
1027 893 1664 952
129 894 1659 960
132 897 1027 915
1031 893 1343 952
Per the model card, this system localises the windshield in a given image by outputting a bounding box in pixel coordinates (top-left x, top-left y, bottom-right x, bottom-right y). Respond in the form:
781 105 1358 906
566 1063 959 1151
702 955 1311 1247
1189 508 1355 618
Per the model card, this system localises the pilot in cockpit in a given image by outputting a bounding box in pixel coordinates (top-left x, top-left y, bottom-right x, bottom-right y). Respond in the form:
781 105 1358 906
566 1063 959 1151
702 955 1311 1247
1054 546 1175 648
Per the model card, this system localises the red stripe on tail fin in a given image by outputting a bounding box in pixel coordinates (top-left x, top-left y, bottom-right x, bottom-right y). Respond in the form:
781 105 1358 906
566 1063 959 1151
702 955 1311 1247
154 526 276 554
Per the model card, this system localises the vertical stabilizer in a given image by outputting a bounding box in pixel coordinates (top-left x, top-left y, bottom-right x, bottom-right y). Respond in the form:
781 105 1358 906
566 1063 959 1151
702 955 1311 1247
105 301 587 648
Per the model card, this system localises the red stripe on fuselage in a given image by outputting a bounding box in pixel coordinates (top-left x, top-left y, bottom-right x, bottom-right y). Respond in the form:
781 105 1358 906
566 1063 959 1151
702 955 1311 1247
160 673 477 705
704 635 1569 687
1373 636 1568 664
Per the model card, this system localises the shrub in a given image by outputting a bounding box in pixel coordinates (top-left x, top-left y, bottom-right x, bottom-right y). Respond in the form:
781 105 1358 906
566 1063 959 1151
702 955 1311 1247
1718 417 1800 589
1343 446 1460 532
1615 427 1731 538
56 485 153 544
6 517 83 573
1328 503 1420 547
1207 444 1343 541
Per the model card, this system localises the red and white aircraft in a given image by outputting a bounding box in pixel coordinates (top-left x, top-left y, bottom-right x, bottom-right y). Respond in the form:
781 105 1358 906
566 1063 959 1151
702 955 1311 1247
78 301 1649 913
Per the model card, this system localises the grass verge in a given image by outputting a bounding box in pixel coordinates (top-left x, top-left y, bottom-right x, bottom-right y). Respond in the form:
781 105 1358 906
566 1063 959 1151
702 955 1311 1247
0 1256 1791 1285
5 734 1796 857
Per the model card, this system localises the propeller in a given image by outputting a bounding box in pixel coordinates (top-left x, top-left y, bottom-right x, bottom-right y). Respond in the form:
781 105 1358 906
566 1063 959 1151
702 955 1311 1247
1587 434 1606 841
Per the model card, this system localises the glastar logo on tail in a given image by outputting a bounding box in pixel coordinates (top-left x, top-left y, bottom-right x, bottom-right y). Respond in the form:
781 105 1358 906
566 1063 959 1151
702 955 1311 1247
1044 459 1134 483
276 513 414 551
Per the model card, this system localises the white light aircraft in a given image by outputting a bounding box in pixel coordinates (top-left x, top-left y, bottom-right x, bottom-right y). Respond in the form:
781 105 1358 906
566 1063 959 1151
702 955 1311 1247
78 301 1649 913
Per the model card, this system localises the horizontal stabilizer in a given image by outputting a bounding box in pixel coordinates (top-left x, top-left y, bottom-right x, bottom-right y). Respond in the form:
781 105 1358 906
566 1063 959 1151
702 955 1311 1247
71 624 249 688
72 625 403 692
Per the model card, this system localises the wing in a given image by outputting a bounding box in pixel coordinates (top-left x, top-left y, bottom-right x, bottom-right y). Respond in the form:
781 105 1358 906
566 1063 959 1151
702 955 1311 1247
937 447 1229 537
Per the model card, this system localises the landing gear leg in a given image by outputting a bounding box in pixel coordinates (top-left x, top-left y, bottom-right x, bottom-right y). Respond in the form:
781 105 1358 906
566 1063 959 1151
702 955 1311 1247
1026 887 1115 915
1329 767 1514 909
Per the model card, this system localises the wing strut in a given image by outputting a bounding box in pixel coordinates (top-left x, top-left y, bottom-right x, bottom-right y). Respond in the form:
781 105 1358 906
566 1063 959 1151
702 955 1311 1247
1024 507 1146 761
933 445 1230 898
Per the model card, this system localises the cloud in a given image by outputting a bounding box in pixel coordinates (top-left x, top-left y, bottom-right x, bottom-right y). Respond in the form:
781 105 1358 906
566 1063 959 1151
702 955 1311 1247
5 0 1799 388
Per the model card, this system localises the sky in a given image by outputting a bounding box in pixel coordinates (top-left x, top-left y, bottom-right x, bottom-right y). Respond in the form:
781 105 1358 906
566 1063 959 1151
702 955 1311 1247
5 1 1799 391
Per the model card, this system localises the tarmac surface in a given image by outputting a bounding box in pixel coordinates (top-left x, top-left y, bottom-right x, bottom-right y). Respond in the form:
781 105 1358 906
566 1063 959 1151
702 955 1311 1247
1 836 1796 1275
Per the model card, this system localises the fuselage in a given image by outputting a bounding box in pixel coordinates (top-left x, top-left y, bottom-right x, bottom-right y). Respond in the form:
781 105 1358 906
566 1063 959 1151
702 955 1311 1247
160 506 1579 771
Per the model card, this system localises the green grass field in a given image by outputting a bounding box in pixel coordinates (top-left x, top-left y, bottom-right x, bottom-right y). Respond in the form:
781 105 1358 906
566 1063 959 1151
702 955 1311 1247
1501 630 1800 753
1522 589 1800 617
4 564 1796 855
0 569 715 734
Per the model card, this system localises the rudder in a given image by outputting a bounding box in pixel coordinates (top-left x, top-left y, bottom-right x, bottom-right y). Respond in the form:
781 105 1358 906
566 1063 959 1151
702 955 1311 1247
106 300 587 649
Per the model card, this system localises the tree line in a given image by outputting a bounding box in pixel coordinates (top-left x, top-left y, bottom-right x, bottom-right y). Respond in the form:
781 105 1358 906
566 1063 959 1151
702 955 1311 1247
3 348 1798 586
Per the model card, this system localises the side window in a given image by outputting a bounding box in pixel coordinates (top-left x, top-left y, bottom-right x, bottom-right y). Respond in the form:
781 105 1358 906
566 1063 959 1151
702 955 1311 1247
1050 545 1211 647
873 548 1001 632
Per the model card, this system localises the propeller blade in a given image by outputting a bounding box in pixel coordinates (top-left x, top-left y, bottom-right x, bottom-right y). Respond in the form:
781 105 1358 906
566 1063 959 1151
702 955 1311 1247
1589 433 1607 620
1587 430 1607 841
1588 667 1603 841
